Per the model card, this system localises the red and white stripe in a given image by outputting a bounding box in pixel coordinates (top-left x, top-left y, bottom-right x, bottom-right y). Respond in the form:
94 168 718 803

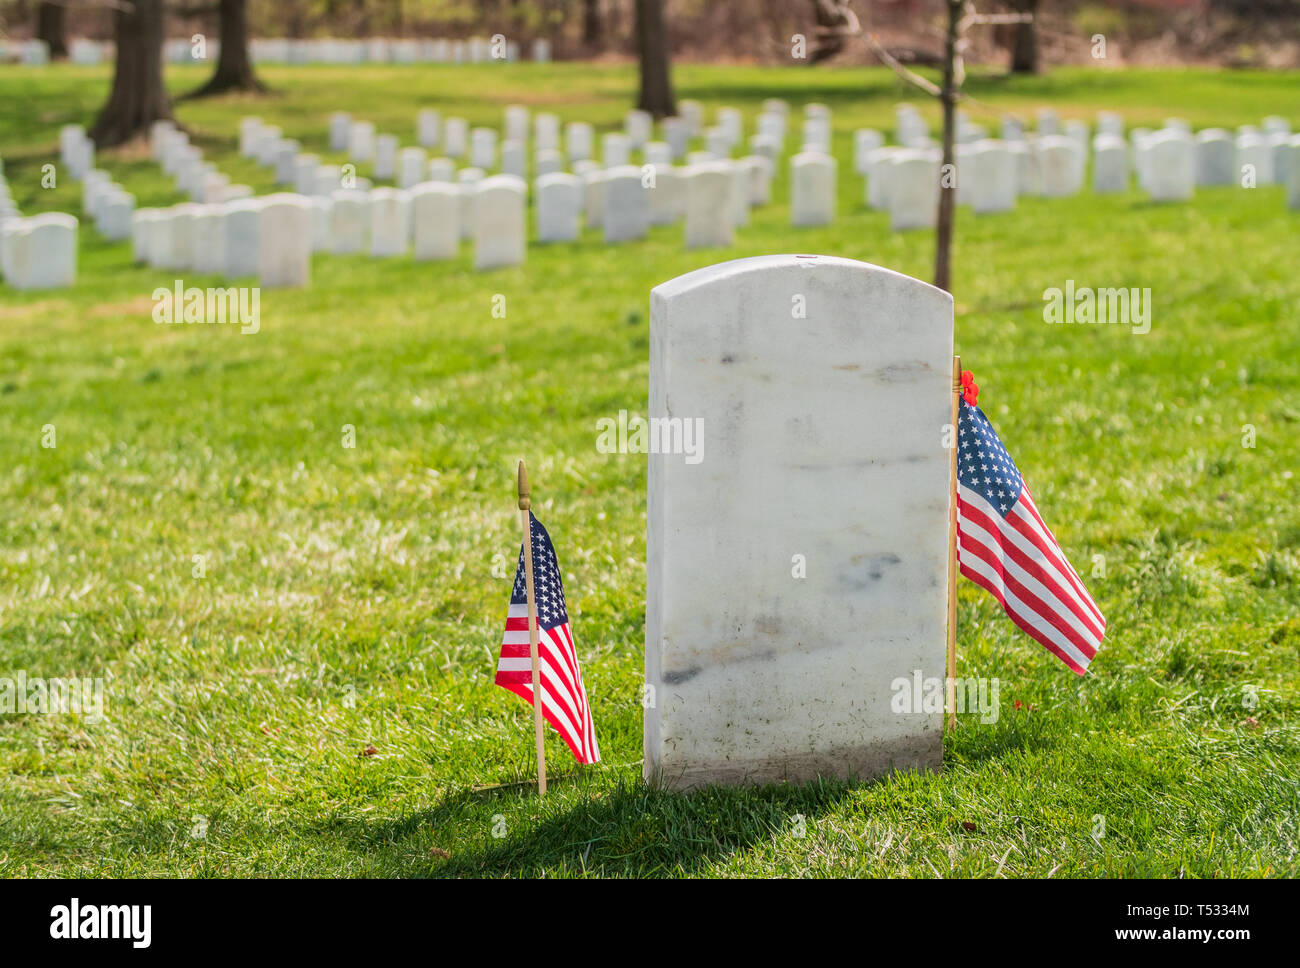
958 483 1106 675
496 603 600 763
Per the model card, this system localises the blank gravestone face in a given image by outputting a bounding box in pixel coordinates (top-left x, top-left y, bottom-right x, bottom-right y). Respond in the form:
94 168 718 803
410 183 459 260
473 175 526 270
645 255 954 791
259 195 312 288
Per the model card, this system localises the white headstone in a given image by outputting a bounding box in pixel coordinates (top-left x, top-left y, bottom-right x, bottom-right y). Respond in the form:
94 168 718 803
158 203 199 270
398 147 428 189
457 167 484 240
888 149 940 231
131 209 160 263
534 113 560 153
727 160 751 227
410 182 460 260
679 100 703 136
626 110 653 149
239 117 263 157
221 198 262 277
583 169 607 230
1286 136 1300 210
373 134 399 180
443 118 469 159
192 204 226 274
854 129 885 175
745 154 773 206
645 254 953 790
259 194 313 287
566 122 594 163
471 127 498 171
1097 111 1124 137
8 214 78 290
705 128 731 160
330 113 352 151
501 140 526 180
535 149 564 177
1236 132 1274 185
536 172 582 242
368 188 411 257
1092 135 1127 193
427 157 456 183
275 140 301 186
505 105 530 144
683 163 733 249
969 140 1017 214
802 117 831 154
790 151 836 227
295 154 321 195
1194 129 1235 186
1146 130 1194 201
348 121 376 163
97 190 135 242
1037 136 1079 197
649 164 683 226
865 147 900 210
603 165 649 242
663 118 689 159
416 109 440 148
603 133 632 168
473 175 526 269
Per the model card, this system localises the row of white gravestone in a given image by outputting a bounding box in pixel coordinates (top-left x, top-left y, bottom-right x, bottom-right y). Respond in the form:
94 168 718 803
131 195 313 286
0 39 51 65
1132 122 1299 201
136 36 553 66
249 35 548 64
378 96 802 183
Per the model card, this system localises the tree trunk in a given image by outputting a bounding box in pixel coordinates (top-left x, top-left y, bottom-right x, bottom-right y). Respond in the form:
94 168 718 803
1009 0 1039 74
933 0 960 294
89 0 172 148
583 0 602 47
36 1 68 60
186 0 268 98
635 0 676 119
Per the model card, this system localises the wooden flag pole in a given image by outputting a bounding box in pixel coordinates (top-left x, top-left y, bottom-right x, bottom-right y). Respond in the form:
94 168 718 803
517 460 547 796
946 356 961 730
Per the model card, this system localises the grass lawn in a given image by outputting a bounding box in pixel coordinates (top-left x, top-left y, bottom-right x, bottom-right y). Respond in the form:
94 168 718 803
1 62 1298 877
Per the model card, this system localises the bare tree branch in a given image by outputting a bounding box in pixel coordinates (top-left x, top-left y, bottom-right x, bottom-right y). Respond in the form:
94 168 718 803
864 31 942 97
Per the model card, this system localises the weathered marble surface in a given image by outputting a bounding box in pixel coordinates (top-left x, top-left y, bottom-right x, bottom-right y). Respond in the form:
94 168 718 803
646 254 953 791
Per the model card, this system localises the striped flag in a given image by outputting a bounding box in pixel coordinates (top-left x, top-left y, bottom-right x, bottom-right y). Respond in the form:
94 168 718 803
955 384 1106 675
495 512 600 763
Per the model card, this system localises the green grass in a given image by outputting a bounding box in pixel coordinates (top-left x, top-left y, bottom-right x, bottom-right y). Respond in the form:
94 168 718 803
1 62 1298 877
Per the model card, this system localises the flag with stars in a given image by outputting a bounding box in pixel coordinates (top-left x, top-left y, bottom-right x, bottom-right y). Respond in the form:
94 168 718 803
956 391 1106 675
496 512 600 763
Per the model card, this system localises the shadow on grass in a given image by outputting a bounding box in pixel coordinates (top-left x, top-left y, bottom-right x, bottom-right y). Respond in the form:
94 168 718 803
361 771 865 877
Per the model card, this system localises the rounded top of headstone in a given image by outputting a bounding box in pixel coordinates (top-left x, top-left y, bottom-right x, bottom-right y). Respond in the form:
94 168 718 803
408 180 459 197
260 192 313 210
651 254 953 309
29 212 78 230
477 174 527 194
535 171 581 189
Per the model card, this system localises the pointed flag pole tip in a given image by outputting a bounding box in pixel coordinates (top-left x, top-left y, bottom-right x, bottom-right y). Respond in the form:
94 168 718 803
518 460 529 510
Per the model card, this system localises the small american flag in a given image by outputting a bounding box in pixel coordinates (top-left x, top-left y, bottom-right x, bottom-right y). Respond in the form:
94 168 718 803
495 512 600 763
956 387 1106 675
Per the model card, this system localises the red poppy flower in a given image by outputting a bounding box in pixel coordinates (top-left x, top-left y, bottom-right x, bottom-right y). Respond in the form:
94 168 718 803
960 369 979 406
